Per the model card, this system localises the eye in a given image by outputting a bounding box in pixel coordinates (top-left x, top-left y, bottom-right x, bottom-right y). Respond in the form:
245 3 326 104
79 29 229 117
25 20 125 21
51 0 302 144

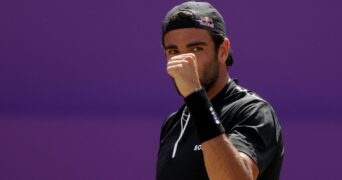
192 46 203 52
167 49 179 55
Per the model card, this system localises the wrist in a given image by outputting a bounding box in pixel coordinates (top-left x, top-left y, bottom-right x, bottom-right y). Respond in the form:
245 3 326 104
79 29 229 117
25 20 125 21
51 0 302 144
184 88 225 143
184 86 202 97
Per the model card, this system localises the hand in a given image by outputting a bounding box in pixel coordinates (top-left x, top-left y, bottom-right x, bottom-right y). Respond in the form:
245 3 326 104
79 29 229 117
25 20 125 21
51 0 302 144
167 53 202 97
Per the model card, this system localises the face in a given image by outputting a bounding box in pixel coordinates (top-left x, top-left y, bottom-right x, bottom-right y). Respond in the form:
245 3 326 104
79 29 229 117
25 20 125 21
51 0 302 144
163 28 220 91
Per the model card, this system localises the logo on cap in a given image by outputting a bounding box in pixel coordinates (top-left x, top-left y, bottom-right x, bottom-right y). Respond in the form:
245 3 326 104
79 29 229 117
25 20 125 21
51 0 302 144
197 17 214 28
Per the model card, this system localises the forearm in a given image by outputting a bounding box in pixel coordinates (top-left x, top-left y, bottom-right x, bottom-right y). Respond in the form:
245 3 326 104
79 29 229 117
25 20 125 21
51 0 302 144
202 134 255 180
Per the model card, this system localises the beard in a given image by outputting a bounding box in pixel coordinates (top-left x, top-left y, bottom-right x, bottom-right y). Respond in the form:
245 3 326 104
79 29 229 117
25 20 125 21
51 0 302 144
172 54 220 96
200 55 219 91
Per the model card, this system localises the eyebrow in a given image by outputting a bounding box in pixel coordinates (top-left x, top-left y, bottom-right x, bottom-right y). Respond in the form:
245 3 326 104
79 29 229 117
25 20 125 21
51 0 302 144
164 41 208 50
164 44 177 50
187 41 208 48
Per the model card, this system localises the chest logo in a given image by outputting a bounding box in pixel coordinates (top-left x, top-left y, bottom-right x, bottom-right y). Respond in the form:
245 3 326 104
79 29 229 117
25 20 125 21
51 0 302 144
194 145 202 151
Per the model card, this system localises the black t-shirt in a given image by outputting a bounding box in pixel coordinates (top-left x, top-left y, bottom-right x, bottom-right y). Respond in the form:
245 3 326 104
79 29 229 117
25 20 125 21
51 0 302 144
157 80 284 180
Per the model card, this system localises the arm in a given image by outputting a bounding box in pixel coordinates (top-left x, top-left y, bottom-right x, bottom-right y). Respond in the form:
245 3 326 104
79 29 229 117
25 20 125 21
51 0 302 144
202 134 259 180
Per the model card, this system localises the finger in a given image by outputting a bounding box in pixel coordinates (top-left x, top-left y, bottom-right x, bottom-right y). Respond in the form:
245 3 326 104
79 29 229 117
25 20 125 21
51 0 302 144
168 57 195 70
169 53 196 62
166 64 183 77
180 54 197 66
180 53 196 59
167 60 189 66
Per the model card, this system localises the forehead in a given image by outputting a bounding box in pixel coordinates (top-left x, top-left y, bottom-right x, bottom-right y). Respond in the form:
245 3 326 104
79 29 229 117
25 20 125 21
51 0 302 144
163 28 213 46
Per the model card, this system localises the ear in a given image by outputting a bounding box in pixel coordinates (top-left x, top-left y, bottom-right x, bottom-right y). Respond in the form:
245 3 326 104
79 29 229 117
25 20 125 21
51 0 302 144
218 38 230 64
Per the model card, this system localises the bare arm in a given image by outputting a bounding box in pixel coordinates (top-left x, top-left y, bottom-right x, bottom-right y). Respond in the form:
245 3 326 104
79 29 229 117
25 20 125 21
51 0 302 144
202 134 259 180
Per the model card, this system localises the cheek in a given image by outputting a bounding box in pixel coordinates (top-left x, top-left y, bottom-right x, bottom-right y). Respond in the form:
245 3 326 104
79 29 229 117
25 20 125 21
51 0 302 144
196 57 210 77
164 51 172 60
195 52 215 70
194 55 205 71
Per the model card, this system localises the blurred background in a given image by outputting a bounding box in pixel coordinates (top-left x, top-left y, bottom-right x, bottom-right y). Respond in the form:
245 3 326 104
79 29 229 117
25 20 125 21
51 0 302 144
0 0 341 179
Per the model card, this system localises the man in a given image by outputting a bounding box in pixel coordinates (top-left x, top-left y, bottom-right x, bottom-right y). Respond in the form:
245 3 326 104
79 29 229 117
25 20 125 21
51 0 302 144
157 1 284 180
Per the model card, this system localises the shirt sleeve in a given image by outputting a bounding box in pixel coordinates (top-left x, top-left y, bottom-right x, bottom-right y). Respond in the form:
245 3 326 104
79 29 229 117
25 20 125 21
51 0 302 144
226 101 281 174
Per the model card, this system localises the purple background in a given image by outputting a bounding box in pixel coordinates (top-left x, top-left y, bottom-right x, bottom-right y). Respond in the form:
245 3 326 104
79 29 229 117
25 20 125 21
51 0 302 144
0 0 341 179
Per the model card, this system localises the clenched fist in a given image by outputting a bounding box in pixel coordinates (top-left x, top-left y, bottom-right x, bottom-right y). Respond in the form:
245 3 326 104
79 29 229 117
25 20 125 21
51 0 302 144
167 53 202 97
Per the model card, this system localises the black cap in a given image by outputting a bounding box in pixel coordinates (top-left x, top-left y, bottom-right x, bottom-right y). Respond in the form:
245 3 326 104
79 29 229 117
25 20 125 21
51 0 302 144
162 1 233 66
